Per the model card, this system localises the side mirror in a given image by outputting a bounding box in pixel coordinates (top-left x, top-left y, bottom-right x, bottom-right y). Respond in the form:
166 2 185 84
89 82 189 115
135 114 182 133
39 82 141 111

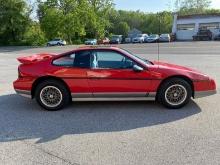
133 65 143 72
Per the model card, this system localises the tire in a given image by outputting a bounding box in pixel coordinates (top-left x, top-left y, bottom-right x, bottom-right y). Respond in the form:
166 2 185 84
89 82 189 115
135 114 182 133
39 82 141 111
47 43 51 47
57 43 61 46
35 80 70 111
157 78 192 109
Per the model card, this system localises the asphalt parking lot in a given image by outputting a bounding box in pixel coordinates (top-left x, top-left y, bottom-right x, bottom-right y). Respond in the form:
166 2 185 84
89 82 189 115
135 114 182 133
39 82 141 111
0 41 219 165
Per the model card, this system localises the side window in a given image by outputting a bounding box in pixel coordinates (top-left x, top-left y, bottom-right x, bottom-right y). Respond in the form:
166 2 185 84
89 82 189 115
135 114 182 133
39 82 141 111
53 51 91 68
92 51 135 69
74 51 91 68
53 54 75 67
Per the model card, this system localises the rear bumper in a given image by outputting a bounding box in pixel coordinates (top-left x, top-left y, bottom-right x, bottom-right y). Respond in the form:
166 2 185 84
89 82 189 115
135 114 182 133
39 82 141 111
13 77 36 99
194 90 217 99
15 89 32 98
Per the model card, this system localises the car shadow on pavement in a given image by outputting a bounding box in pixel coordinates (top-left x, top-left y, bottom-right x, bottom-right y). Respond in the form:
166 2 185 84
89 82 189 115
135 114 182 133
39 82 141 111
0 94 201 143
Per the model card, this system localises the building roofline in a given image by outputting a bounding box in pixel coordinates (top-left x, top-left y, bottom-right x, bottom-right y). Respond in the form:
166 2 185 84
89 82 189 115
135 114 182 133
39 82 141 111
177 13 220 19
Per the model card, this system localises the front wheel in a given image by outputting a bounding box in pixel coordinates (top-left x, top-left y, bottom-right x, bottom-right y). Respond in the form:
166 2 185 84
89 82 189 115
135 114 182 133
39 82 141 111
157 78 192 109
35 80 70 111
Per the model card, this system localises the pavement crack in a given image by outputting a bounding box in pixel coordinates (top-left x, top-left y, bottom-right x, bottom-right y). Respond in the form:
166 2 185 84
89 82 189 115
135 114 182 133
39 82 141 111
29 144 79 165
6 133 79 165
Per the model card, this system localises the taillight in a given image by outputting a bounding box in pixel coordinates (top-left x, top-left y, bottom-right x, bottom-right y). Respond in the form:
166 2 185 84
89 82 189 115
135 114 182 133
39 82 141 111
18 67 22 78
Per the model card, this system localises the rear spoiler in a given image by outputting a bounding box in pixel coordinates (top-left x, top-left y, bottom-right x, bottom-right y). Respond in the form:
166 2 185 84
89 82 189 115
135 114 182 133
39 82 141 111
17 53 55 64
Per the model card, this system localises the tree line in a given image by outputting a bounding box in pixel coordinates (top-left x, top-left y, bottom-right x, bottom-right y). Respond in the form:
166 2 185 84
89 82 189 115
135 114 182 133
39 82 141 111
0 0 218 46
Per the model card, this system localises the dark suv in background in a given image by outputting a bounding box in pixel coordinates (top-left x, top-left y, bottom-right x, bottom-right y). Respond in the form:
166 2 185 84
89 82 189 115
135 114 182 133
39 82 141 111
110 35 123 44
193 29 213 41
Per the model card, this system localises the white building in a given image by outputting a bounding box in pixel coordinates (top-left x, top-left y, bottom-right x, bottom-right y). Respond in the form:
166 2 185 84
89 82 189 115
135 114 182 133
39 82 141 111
172 14 220 40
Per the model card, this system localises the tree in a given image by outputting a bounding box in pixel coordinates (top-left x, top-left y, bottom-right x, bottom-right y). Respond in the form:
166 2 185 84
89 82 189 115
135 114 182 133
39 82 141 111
38 0 114 43
38 6 63 40
87 0 114 38
24 22 46 46
0 0 30 45
115 22 130 36
175 0 211 15
181 0 211 9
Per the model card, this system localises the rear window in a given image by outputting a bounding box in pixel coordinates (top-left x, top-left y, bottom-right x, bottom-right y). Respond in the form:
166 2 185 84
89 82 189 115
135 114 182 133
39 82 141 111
53 54 75 67
53 51 91 68
160 34 169 37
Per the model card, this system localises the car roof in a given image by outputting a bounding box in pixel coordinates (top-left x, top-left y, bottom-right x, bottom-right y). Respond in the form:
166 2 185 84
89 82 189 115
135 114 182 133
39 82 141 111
76 46 121 51
58 46 122 56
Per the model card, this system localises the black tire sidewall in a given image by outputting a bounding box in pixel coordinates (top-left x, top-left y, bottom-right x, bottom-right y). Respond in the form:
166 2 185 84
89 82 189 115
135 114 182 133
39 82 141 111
158 78 192 109
35 80 70 111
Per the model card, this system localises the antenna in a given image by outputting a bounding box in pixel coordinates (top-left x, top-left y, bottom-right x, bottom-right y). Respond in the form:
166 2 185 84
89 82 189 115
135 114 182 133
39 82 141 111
157 13 161 67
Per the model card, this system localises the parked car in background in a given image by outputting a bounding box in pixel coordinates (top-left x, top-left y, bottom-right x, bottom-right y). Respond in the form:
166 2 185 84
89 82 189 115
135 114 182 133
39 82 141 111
98 37 110 45
47 39 66 46
125 37 132 43
110 35 123 44
214 34 220 41
159 34 171 42
145 34 159 43
132 34 148 43
85 39 97 45
193 29 212 41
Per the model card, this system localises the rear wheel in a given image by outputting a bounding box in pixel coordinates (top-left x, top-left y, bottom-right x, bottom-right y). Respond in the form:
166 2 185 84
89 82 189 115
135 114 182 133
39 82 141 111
157 78 192 109
35 80 70 111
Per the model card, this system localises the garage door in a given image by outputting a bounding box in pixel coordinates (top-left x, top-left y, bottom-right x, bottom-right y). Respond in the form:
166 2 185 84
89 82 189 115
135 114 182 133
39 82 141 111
176 24 195 40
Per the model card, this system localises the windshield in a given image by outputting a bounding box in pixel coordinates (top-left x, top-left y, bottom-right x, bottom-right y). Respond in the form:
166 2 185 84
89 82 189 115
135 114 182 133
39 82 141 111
112 35 119 39
87 39 95 41
137 34 143 37
160 34 169 37
120 48 153 65
149 34 158 38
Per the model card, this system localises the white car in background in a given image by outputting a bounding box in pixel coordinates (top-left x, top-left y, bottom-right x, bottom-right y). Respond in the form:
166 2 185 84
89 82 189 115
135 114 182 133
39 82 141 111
159 34 171 42
47 39 67 46
145 34 159 43
132 34 148 43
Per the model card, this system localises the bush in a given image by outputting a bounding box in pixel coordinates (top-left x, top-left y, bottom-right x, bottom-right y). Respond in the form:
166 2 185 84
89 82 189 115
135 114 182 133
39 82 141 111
24 23 47 46
72 39 83 45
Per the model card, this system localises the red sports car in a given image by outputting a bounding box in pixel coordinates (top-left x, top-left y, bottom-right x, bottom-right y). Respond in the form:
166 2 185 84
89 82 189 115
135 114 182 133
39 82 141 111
13 46 217 111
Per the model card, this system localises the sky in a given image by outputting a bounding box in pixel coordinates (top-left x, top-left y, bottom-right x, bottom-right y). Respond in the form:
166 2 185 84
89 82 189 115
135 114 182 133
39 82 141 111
114 0 220 13
29 0 220 20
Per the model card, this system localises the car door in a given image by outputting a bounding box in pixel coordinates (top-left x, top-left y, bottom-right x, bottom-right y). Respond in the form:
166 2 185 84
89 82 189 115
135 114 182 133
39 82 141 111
51 40 56 45
52 50 92 98
87 50 153 98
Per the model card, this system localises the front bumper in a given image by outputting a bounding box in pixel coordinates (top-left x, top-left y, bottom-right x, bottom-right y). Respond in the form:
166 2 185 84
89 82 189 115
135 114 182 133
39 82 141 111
132 40 141 43
194 90 217 98
110 41 119 44
146 39 157 43
193 77 217 99
85 42 95 45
